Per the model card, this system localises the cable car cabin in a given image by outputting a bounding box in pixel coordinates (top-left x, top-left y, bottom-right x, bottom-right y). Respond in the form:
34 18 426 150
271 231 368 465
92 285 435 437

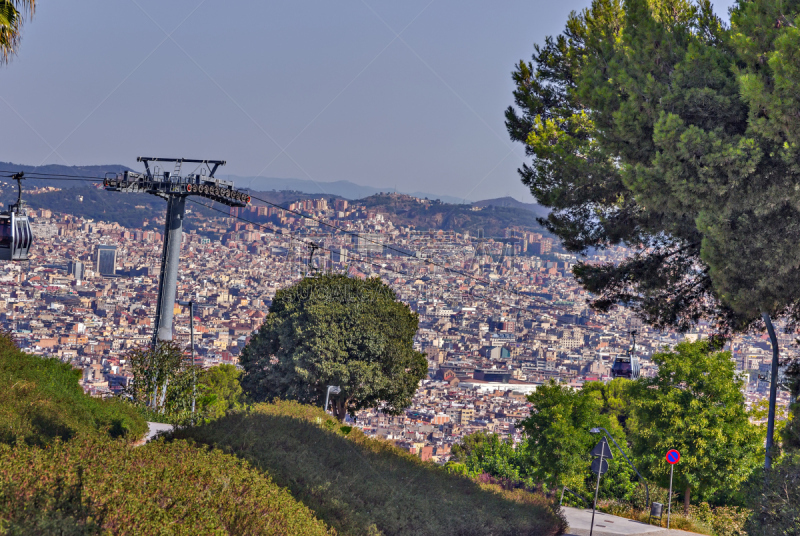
0 212 33 261
610 355 641 380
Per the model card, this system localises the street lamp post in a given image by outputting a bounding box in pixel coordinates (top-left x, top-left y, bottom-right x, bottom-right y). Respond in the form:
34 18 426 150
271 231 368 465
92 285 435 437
590 427 650 508
325 385 341 414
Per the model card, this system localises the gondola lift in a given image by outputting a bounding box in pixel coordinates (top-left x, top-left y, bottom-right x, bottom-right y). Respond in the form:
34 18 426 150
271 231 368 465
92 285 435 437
0 172 33 261
611 330 641 380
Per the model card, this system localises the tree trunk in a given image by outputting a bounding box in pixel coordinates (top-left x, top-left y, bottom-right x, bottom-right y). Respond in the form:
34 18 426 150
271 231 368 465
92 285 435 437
333 397 347 422
683 485 691 515
762 311 780 470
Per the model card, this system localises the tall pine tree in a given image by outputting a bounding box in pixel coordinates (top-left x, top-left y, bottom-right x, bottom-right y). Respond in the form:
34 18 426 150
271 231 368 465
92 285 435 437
507 0 800 466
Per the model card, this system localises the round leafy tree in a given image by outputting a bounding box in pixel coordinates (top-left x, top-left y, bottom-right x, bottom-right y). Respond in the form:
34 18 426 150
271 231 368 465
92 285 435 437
240 274 427 421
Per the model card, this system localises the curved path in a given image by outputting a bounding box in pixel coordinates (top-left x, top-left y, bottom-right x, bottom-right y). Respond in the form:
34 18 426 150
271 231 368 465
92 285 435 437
564 506 705 536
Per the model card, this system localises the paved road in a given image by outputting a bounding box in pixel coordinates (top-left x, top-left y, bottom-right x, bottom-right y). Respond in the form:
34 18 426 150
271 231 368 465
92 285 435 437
564 506 704 536
143 422 174 443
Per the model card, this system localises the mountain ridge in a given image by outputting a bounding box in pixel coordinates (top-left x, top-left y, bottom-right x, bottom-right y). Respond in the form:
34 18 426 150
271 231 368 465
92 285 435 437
0 162 546 209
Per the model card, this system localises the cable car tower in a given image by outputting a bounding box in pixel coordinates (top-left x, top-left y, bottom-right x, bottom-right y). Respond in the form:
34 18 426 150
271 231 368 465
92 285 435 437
104 157 250 346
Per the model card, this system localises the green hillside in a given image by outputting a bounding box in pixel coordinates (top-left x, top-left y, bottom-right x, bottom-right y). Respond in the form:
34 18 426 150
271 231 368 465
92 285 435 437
0 340 566 535
0 339 331 535
174 401 568 536
0 437 331 535
0 333 147 445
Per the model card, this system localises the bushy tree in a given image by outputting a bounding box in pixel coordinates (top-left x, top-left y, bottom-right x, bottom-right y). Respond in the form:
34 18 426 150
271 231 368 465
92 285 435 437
123 341 197 423
780 363 800 451
519 381 636 500
746 367 800 534
450 432 533 486
240 275 427 421
196 364 247 421
629 340 762 513
744 453 800 536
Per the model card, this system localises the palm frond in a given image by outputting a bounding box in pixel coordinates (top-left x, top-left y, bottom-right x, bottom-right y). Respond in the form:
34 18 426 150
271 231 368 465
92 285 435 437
0 0 34 65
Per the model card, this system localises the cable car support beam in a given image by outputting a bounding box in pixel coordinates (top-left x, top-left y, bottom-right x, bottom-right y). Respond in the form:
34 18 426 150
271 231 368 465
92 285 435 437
104 157 250 346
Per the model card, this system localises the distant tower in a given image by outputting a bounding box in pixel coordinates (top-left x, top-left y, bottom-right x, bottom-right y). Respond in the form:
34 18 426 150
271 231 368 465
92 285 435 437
95 245 117 277
332 248 348 264
68 260 85 283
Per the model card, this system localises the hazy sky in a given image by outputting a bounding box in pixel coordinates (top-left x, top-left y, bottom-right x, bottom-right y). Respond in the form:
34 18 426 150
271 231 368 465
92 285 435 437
1 0 736 201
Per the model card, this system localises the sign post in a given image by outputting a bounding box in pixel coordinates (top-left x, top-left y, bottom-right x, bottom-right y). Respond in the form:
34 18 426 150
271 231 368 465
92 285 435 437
666 449 680 529
589 437 612 536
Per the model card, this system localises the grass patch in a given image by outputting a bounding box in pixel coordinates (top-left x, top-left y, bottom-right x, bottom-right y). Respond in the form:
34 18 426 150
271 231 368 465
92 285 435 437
173 400 568 536
0 436 332 535
0 334 147 445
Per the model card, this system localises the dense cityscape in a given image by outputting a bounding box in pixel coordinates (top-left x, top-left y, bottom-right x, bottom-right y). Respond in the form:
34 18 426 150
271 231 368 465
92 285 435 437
4 184 791 463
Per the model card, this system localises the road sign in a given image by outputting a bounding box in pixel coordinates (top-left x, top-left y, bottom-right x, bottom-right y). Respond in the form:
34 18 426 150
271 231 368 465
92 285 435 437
666 449 680 529
591 457 609 475
666 449 680 465
590 437 614 459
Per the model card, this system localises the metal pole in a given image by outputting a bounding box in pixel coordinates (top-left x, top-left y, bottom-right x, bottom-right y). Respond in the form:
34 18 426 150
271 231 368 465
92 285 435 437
153 195 186 343
596 427 649 507
190 301 195 415
590 442 605 536
762 311 780 470
667 464 674 529
325 386 332 413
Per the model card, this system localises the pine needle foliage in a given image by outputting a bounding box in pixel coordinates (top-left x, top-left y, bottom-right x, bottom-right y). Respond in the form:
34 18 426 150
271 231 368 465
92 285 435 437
506 0 800 332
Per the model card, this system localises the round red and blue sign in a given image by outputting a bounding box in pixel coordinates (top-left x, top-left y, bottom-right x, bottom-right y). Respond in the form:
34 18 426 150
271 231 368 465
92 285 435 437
666 449 681 464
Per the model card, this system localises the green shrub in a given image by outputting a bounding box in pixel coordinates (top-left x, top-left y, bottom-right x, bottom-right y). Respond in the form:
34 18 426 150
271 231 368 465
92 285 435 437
689 503 748 536
745 453 800 536
0 436 331 535
0 336 147 445
173 400 568 536
594 497 749 536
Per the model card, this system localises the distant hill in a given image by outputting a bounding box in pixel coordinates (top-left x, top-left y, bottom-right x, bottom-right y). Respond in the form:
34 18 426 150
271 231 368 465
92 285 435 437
360 193 552 238
225 174 469 204
0 161 132 189
1 162 549 209
2 162 552 239
246 189 345 206
472 196 549 219
0 161 132 177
